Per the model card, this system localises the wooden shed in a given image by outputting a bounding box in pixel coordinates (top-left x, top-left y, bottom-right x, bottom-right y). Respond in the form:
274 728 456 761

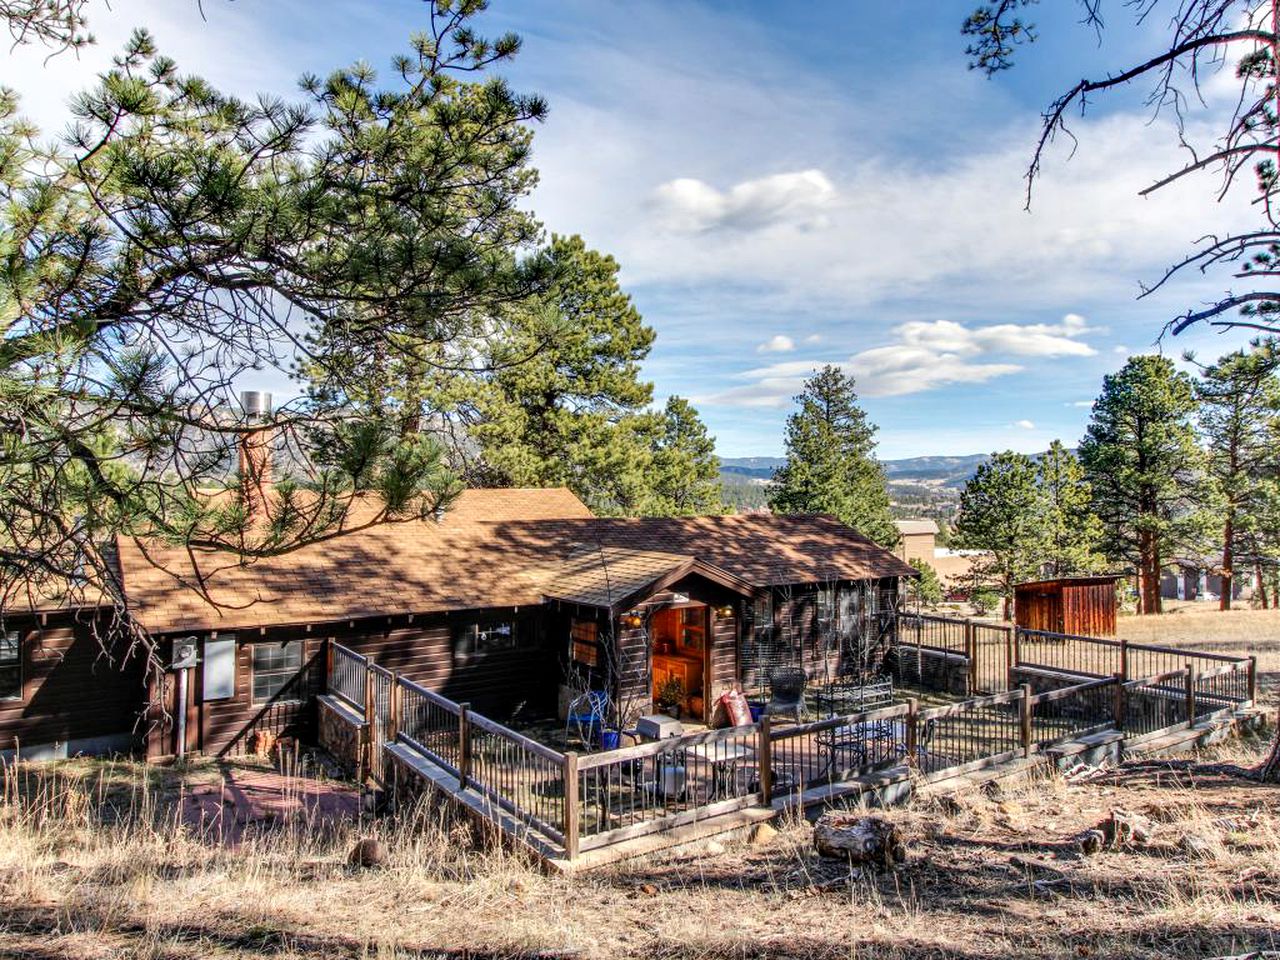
1014 576 1118 637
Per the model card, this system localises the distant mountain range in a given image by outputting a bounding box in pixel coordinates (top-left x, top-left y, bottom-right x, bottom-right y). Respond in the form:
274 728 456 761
720 453 991 490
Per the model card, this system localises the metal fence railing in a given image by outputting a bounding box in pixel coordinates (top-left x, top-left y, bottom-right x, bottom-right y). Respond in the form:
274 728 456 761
1028 676 1117 750
397 677 463 775
328 643 367 711
573 725 760 854
323 623 1255 862
917 689 1024 777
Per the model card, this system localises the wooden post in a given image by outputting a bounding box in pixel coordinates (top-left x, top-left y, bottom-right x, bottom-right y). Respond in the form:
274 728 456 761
361 666 376 784
905 698 919 769
1112 672 1125 732
1004 624 1014 691
388 672 402 743
1011 627 1022 684
458 702 472 790
757 715 773 804
1119 638 1129 683
324 640 334 694
1248 656 1258 705
1184 664 1196 729
1019 683 1033 758
563 751 580 861
964 620 977 694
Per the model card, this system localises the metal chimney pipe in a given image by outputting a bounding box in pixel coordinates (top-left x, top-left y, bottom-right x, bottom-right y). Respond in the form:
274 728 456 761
240 390 273 421
237 391 273 514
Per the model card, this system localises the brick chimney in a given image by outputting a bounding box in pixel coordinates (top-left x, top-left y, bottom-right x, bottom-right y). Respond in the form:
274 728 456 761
238 390 272 516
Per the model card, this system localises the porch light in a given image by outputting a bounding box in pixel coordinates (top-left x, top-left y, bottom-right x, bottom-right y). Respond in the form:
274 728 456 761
714 605 734 618
620 611 643 628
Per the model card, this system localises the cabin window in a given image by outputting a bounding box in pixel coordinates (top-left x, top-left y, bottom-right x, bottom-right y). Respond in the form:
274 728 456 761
752 594 773 635
570 619 599 667
203 634 237 701
252 640 303 703
0 630 20 700
454 620 524 661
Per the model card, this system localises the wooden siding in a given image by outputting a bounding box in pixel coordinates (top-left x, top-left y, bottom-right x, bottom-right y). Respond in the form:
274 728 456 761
0 610 147 755
1015 578 1117 637
150 606 561 758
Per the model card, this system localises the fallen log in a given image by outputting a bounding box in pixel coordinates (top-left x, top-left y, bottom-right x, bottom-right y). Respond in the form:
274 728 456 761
813 813 905 867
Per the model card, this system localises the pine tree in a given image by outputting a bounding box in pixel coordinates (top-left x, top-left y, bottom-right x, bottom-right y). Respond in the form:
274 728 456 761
1079 356 1211 615
1037 440 1103 577
642 397 726 516
460 234 657 501
768 366 896 546
953 451 1043 620
906 558 944 608
1193 339 1280 609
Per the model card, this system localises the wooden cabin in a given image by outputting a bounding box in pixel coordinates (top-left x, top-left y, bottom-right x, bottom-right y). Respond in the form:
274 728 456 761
1014 576 1118 637
0 488 915 760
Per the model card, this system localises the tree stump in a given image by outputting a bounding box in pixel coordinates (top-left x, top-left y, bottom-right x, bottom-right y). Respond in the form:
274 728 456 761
1258 709 1280 783
813 813 905 867
1099 809 1154 848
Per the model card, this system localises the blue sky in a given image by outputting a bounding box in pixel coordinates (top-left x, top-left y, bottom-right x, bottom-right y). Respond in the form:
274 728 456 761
6 0 1263 458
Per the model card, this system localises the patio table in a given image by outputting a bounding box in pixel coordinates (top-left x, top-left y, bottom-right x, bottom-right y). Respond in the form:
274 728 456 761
815 719 907 780
686 742 752 801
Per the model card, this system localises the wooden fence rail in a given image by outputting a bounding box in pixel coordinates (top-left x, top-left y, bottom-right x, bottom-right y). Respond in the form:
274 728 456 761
326 619 1253 862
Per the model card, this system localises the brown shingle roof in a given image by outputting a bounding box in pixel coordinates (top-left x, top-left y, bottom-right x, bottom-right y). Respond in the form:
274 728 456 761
115 488 916 634
541 545 695 610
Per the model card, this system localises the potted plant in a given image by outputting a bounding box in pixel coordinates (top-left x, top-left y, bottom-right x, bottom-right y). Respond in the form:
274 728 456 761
656 676 684 719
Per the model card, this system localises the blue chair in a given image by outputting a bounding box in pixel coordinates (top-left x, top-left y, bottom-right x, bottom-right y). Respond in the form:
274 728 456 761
565 690 609 748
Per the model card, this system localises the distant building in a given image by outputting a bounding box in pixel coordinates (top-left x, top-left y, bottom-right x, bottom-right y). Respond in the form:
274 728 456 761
894 519 938 564
1160 562 1253 603
893 519 985 592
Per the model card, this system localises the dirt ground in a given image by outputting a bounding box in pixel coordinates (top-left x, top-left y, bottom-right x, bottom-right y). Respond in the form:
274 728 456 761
1 734 1277 960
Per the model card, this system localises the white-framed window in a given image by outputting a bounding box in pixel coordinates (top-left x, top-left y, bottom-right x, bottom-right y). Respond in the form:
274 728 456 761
0 630 20 701
454 620 528 661
252 640 303 704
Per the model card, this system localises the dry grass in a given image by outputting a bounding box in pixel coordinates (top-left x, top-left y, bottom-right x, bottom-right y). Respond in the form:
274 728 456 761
2 735 1279 960
1117 602 1280 706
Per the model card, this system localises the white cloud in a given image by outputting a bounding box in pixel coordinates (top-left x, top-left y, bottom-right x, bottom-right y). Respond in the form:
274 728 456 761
1114 345 1130 354
757 334 796 353
706 313 1096 407
653 170 836 233
804 334 823 344
1067 400 1094 408
1014 419 1035 429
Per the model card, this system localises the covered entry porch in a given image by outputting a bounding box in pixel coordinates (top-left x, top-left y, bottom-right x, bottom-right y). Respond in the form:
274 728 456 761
544 547 755 729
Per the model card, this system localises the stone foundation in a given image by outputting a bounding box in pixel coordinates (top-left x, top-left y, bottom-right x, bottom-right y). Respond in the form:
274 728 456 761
317 695 365 779
889 646 969 696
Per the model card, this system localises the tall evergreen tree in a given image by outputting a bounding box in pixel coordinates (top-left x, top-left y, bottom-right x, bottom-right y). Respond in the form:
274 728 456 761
1037 440 1103 577
460 235 657 500
768 366 896 546
1193 339 1280 609
1079 355 1210 615
642 397 725 516
953 451 1043 620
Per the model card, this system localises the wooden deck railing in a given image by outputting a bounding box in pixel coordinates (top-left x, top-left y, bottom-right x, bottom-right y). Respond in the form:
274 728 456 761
892 612 1256 706
327 643 367 711
323 624 1255 862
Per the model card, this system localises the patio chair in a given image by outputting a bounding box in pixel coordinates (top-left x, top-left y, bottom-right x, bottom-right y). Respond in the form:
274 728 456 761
765 667 808 722
565 690 609 748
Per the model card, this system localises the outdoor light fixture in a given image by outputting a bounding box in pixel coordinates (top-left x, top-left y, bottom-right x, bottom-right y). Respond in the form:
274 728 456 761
715 605 734 618
621 612 643 628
